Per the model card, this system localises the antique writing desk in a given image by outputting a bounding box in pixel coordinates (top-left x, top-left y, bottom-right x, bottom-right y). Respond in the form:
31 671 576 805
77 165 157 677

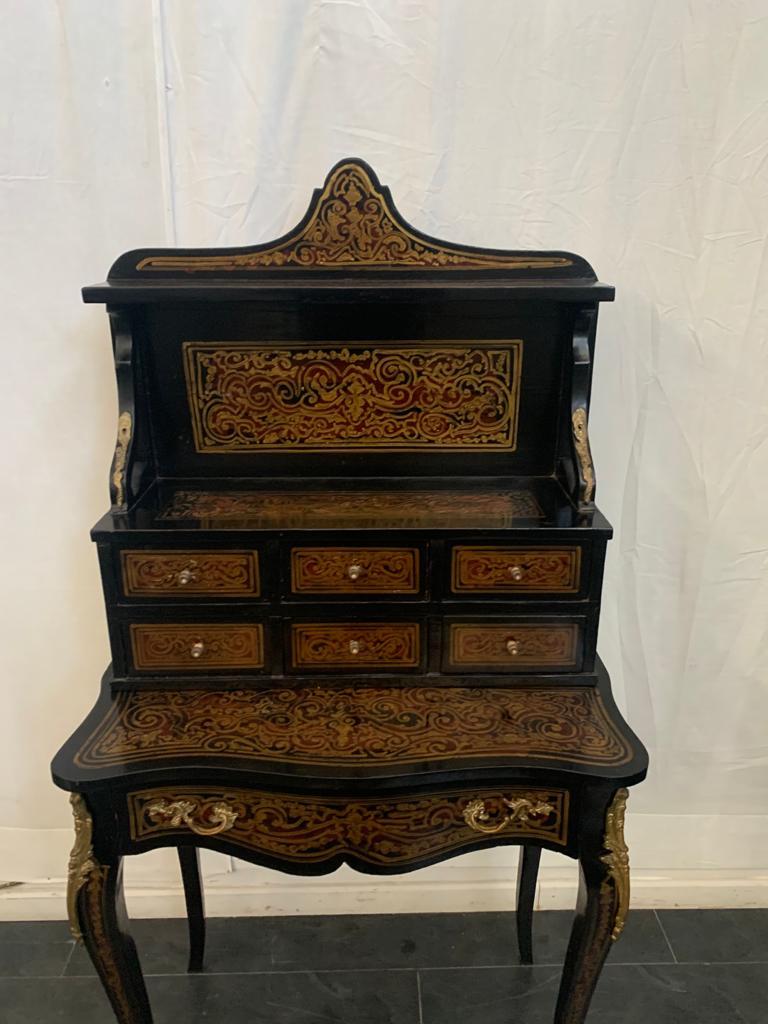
52 159 647 1024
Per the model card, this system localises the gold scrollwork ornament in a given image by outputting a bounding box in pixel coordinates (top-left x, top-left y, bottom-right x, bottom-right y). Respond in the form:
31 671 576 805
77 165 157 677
111 410 132 508
571 406 595 503
147 797 238 836
463 796 554 835
600 788 630 941
66 793 97 942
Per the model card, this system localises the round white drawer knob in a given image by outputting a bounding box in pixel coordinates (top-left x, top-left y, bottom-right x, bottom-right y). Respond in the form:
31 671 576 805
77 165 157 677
508 565 524 582
348 639 362 655
190 640 205 659
506 639 520 656
347 563 364 581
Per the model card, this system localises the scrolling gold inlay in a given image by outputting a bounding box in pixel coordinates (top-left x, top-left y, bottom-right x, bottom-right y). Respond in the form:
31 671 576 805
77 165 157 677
448 623 579 668
130 623 264 671
183 341 522 453
136 162 574 272
159 488 541 528
290 622 420 670
291 547 419 594
121 550 260 597
75 686 634 770
452 546 581 593
128 785 570 864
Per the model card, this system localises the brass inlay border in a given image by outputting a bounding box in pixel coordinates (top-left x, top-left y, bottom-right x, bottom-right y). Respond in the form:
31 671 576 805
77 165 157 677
74 686 634 770
182 340 522 454
291 547 419 594
121 550 260 597
129 623 264 671
290 622 420 670
448 623 579 668
127 785 571 865
136 162 574 273
451 546 581 593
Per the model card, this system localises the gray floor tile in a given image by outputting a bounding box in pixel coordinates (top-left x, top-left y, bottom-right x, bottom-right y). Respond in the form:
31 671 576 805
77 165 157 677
65 916 274 977
419 962 768 1024
0 977 114 1022
146 969 420 1024
0 921 75 978
657 908 768 963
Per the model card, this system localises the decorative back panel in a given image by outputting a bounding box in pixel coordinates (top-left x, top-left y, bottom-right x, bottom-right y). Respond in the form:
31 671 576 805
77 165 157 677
182 341 522 453
126 160 579 275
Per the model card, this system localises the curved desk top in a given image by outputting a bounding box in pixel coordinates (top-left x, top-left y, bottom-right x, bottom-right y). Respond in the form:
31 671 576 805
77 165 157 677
53 662 647 792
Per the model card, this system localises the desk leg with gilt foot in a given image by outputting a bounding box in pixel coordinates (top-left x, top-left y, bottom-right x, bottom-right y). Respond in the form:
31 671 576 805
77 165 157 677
554 789 629 1024
67 795 152 1024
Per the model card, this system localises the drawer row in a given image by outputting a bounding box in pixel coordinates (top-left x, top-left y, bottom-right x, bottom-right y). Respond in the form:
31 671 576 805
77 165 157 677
108 541 591 602
111 614 596 679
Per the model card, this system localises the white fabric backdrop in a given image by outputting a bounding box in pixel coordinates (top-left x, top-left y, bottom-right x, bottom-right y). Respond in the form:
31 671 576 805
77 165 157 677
1 0 767 902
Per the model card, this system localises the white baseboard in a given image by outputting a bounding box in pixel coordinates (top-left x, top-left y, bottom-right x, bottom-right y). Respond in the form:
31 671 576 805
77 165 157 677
2 866 767 922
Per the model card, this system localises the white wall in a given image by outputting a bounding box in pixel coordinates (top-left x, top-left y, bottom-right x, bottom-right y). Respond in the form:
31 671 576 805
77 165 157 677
2 0 768 914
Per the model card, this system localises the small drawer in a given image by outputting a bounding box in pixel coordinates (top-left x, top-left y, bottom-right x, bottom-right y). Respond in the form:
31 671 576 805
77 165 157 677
121 550 260 598
129 623 264 671
444 622 580 673
289 622 421 672
451 546 581 594
126 785 570 866
290 546 420 595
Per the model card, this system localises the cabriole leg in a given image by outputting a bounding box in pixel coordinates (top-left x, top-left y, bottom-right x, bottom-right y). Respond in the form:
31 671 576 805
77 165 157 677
515 844 541 964
554 789 629 1024
178 845 206 971
68 794 152 1024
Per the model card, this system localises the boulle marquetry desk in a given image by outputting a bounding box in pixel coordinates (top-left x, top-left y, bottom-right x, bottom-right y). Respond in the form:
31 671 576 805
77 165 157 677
52 158 647 1024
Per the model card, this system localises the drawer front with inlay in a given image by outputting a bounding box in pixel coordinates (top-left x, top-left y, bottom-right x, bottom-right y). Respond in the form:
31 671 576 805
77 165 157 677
125 784 570 865
451 546 581 594
121 550 260 598
444 622 581 673
290 546 420 595
129 623 264 672
289 622 421 672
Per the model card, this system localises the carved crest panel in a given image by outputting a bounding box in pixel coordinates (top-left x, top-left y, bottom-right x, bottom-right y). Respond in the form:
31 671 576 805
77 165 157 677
182 341 522 453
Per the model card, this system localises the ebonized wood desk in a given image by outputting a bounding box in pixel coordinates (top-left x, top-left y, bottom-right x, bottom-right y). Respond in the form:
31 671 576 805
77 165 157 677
52 158 647 1024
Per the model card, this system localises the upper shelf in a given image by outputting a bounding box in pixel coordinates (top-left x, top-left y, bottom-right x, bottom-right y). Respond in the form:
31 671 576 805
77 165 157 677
83 158 615 303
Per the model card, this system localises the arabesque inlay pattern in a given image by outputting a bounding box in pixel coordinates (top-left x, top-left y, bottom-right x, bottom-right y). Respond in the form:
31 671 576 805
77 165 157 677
128 785 569 863
290 622 420 669
183 342 522 453
136 162 574 272
452 546 581 593
448 624 579 668
74 685 633 769
291 547 418 594
159 488 541 528
121 550 260 597
129 623 264 670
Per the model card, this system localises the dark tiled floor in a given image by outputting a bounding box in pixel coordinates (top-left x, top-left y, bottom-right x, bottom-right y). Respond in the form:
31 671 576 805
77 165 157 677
1 910 767 1022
